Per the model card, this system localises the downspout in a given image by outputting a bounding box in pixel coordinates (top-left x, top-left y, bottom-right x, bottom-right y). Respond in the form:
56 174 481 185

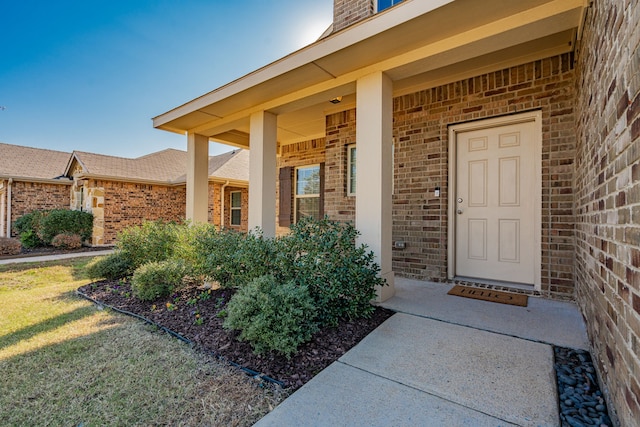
220 181 229 229
6 178 12 237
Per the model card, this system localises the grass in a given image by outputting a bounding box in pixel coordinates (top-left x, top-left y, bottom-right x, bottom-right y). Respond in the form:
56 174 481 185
0 258 284 426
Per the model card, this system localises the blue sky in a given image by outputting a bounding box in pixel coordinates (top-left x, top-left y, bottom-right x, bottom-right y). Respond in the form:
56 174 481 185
0 0 333 157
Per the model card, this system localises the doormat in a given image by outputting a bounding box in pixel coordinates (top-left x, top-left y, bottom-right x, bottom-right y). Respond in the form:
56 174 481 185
447 285 528 307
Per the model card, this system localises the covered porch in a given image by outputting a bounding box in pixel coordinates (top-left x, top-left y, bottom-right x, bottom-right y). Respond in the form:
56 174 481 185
153 0 587 301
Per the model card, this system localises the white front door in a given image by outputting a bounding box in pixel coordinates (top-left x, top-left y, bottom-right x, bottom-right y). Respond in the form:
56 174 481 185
452 115 540 285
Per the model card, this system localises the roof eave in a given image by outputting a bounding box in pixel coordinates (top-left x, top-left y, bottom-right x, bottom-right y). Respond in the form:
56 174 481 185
152 0 455 131
0 175 73 185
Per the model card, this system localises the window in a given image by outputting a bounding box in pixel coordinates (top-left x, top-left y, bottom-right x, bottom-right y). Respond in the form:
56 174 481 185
377 0 403 12
346 142 395 196
230 191 241 226
295 165 321 222
347 145 356 196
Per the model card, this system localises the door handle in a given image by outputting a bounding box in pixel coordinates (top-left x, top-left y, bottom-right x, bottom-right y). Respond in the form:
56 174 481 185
457 209 463 215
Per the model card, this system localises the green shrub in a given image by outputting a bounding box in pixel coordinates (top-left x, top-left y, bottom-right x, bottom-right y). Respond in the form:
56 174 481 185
131 259 190 301
38 209 93 245
51 233 83 249
116 220 180 271
282 217 385 326
196 228 282 288
172 222 213 267
13 209 93 247
14 211 46 248
197 217 384 324
224 275 318 357
0 237 22 255
86 252 133 280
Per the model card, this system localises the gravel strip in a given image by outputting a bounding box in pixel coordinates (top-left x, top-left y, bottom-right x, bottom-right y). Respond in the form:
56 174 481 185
554 346 613 427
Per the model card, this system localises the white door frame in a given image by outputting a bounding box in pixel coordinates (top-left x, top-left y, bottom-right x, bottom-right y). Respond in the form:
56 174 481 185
447 111 542 289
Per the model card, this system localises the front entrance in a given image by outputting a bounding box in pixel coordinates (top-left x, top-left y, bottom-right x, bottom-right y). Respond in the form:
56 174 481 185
448 112 541 287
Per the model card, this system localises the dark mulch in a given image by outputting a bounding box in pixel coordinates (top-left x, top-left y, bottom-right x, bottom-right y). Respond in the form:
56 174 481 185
78 280 393 389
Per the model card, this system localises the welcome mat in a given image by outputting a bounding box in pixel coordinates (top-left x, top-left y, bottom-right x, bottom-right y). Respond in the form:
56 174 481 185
447 285 528 307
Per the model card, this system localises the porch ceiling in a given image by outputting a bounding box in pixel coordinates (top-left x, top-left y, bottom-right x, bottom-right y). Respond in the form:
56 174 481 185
153 0 586 148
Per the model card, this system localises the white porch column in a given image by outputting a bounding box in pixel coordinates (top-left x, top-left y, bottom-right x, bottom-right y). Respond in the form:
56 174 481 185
186 132 209 223
356 71 395 302
248 111 277 237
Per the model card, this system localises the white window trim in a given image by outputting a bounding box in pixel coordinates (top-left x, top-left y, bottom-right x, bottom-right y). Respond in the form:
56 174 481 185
230 191 242 226
347 144 356 197
294 164 320 223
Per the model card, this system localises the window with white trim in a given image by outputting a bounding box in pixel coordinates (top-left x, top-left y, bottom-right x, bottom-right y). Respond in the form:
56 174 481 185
347 144 356 196
377 0 403 12
230 191 241 226
295 165 320 222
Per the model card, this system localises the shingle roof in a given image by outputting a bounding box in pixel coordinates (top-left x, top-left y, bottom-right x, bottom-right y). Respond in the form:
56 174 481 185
211 149 249 182
173 149 250 183
71 148 249 183
70 149 189 182
0 142 248 184
0 142 71 180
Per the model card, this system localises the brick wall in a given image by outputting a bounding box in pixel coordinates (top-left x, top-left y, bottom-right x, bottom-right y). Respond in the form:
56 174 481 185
277 139 326 234
7 180 71 237
325 111 357 222
306 54 576 297
91 180 248 244
208 183 248 230
333 0 373 33
95 180 186 244
393 53 577 297
574 1 640 424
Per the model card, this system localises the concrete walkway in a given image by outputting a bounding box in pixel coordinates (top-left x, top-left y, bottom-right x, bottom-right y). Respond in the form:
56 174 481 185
0 249 113 265
255 278 589 427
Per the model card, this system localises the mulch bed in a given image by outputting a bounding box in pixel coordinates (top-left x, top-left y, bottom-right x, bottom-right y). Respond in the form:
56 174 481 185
78 280 394 389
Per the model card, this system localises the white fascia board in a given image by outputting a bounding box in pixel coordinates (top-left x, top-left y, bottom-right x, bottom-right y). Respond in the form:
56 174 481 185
152 0 453 128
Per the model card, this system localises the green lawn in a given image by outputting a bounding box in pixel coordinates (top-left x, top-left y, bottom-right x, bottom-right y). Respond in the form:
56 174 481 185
0 258 283 426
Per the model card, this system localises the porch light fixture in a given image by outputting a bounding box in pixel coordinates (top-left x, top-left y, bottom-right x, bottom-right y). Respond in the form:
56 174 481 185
329 96 342 104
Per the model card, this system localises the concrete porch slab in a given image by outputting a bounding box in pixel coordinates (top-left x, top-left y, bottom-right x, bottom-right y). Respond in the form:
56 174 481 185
254 361 513 426
380 278 589 350
339 313 559 426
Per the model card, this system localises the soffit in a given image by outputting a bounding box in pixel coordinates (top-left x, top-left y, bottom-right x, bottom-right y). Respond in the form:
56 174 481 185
154 0 586 147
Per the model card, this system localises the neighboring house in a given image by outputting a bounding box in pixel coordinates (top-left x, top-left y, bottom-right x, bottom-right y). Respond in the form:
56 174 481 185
0 143 72 238
152 0 640 423
64 148 249 244
0 142 249 244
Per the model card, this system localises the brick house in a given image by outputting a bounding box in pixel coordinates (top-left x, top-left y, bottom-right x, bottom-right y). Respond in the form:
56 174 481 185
64 148 249 244
0 142 249 244
0 143 72 238
153 0 640 423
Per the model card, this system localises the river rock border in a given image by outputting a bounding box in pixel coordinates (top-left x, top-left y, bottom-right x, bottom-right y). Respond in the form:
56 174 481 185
554 346 613 427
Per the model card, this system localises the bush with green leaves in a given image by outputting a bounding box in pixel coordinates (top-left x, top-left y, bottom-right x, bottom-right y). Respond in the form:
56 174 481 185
280 217 385 326
196 227 284 288
86 252 134 280
14 209 93 247
116 220 180 270
14 211 46 248
196 217 384 324
131 259 190 301
39 209 93 244
223 275 318 357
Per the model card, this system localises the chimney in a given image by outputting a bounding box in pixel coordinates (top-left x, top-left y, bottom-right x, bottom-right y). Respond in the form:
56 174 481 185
333 0 374 33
